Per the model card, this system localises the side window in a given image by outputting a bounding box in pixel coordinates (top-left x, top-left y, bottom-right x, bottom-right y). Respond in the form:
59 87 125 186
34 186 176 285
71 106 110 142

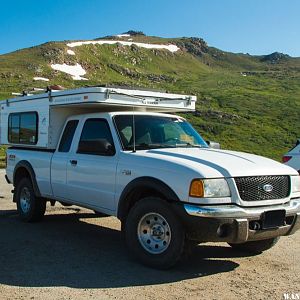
58 120 79 152
8 112 38 144
77 119 115 156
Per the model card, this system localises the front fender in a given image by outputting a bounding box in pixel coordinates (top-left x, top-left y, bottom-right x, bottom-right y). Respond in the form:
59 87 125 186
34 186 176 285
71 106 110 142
117 176 180 220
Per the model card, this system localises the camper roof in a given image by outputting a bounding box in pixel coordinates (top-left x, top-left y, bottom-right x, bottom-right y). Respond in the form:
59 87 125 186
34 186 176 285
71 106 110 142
5 86 196 112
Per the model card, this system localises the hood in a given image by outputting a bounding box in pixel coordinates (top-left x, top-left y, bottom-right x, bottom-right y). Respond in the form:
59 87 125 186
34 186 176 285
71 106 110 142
136 147 298 178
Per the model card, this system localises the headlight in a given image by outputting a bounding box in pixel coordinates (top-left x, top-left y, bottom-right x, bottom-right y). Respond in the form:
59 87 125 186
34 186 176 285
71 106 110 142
189 178 231 198
291 175 300 193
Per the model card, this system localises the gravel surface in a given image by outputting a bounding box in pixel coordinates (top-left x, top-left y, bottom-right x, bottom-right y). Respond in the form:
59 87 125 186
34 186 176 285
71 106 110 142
0 169 299 300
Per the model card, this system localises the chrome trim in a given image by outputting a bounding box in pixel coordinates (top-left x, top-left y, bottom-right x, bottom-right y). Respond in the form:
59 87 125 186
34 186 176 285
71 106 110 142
288 213 300 235
184 198 300 219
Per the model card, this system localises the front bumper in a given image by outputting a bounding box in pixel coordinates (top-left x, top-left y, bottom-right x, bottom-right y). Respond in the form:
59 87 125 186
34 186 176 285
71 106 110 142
174 198 300 243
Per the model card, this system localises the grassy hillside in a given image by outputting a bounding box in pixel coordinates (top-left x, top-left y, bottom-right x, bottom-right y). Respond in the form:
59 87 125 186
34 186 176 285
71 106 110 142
0 32 299 161
0 147 5 168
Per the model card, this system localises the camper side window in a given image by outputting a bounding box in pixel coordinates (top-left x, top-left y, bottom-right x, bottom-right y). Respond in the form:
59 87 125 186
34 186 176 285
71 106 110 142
8 112 38 144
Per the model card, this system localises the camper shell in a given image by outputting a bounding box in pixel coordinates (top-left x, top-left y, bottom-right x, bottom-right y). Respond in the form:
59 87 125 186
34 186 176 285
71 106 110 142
0 86 196 149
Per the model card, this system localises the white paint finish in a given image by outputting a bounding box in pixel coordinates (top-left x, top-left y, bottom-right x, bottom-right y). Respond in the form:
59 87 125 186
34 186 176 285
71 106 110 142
67 40 180 53
133 147 297 178
50 63 88 80
33 77 49 82
66 49 75 55
113 146 299 208
66 153 117 210
0 97 50 148
6 148 53 196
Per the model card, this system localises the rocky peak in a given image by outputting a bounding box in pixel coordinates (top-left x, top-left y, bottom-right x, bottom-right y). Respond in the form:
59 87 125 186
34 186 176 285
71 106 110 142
175 37 208 56
123 30 145 36
261 52 290 63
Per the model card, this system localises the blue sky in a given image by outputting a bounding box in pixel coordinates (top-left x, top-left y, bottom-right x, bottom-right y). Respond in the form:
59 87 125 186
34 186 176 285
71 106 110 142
1 0 299 56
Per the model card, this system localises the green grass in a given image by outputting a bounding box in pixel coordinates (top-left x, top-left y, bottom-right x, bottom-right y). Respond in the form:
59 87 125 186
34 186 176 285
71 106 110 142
0 146 6 168
0 35 299 162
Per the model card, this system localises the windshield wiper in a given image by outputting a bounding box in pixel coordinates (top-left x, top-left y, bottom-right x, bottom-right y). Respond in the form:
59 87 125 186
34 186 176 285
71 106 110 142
126 142 204 150
127 143 175 150
175 142 203 148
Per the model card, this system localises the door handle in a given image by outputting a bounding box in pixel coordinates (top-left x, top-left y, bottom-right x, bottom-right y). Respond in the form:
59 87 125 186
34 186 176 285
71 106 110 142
70 160 77 166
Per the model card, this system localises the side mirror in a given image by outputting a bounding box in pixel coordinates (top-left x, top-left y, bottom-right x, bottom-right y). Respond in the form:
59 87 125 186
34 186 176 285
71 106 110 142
78 139 115 156
206 141 221 149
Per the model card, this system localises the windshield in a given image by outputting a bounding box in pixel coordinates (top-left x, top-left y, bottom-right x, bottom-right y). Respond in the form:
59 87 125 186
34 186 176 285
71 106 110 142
114 115 208 150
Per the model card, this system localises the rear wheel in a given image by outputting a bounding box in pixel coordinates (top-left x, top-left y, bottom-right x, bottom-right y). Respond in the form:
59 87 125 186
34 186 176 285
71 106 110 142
15 177 46 222
124 197 185 269
228 237 279 254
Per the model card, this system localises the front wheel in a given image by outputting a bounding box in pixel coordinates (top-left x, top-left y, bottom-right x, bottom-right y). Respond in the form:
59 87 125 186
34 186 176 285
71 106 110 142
228 237 280 254
124 197 185 269
15 177 46 222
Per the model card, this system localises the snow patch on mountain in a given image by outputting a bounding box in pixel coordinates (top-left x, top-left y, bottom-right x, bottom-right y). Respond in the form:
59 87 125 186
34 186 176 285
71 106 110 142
67 40 179 53
33 77 49 82
67 49 75 55
51 63 87 80
115 34 131 38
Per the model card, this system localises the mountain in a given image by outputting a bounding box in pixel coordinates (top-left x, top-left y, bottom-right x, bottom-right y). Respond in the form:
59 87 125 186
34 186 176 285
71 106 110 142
1 30 300 161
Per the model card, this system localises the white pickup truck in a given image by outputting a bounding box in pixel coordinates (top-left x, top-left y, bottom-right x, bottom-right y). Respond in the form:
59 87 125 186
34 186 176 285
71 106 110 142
2 87 300 269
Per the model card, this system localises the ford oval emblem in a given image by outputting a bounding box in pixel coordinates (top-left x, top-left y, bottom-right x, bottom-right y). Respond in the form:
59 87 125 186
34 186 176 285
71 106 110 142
263 184 273 192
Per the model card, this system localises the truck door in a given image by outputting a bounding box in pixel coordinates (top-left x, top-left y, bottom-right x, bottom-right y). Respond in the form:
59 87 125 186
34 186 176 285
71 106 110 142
66 118 117 211
51 119 79 199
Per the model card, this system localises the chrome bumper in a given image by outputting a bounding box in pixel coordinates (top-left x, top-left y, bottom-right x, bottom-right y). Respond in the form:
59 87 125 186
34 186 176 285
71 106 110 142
183 199 300 243
184 198 300 219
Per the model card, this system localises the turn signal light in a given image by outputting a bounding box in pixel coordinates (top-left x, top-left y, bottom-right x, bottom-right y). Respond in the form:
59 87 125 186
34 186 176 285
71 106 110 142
282 156 292 163
189 180 204 197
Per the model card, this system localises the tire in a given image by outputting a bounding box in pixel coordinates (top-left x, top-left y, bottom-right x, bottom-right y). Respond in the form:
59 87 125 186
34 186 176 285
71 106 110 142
124 197 185 269
228 237 280 254
15 177 46 222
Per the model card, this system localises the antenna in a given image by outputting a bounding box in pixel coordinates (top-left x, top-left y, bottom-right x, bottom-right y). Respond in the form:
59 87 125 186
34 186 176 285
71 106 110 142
132 105 136 153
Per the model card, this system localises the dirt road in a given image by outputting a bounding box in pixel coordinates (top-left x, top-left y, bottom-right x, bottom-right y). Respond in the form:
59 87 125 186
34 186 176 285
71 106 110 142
0 169 299 300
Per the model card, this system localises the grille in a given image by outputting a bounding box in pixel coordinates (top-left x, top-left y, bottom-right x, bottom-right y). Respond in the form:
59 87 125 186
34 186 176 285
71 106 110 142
234 176 290 201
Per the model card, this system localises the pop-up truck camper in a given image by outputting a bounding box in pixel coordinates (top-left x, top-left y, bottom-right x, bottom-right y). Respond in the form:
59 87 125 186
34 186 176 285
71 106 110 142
1 86 300 269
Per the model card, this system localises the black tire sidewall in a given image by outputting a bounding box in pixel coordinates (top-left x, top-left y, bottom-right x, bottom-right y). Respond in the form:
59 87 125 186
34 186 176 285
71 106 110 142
125 197 185 269
15 177 45 222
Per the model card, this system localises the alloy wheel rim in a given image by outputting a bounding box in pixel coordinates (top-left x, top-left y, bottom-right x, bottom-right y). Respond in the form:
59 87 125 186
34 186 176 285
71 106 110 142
20 187 31 213
137 212 171 254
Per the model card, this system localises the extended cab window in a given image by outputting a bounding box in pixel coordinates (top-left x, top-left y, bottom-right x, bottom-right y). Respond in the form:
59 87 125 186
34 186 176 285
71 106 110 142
58 120 79 152
77 119 115 156
8 112 38 144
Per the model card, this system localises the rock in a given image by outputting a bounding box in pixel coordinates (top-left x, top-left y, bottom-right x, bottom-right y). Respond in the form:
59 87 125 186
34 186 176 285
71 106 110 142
123 30 145 36
260 52 290 63
175 37 209 56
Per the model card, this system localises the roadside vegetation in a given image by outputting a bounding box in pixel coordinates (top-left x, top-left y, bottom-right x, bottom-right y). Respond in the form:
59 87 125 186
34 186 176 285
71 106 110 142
0 147 6 168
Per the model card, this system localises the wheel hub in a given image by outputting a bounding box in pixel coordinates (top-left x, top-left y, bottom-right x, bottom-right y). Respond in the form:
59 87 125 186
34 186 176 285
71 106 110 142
137 212 171 254
20 187 31 214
